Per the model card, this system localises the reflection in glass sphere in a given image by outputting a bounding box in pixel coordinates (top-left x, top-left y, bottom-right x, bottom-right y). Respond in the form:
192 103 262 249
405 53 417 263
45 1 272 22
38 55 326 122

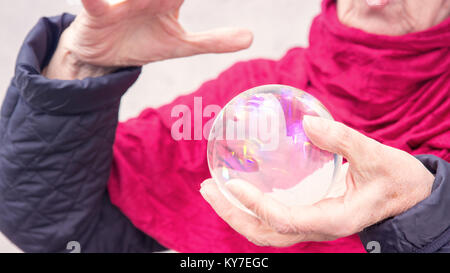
207 85 342 215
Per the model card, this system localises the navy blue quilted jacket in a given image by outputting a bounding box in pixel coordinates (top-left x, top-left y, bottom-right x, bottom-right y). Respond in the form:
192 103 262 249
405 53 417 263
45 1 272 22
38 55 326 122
0 14 449 253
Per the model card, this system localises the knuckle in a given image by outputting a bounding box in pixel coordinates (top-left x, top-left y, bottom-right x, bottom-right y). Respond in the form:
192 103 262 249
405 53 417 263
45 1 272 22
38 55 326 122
264 204 296 234
272 207 296 234
271 222 292 234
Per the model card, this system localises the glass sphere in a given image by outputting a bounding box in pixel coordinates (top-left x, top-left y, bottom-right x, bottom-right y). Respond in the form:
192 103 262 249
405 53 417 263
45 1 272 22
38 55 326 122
207 85 342 215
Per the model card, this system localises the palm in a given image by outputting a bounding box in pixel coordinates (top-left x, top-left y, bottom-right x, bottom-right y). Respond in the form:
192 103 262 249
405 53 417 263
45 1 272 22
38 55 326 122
67 0 252 66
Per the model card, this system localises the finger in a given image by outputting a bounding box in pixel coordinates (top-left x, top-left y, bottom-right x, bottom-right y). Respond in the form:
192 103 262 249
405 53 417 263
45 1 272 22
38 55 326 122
200 179 305 247
200 179 261 234
290 171 378 238
183 28 253 55
225 179 351 240
302 115 379 164
81 0 110 16
291 197 357 238
225 179 299 234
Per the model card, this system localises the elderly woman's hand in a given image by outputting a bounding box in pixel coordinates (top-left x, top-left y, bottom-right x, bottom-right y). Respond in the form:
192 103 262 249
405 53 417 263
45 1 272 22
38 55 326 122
44 0 252 79
200 116 435 247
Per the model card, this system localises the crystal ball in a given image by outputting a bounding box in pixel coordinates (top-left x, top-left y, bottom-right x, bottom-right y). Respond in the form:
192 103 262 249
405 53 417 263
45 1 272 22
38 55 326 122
207 85 342 215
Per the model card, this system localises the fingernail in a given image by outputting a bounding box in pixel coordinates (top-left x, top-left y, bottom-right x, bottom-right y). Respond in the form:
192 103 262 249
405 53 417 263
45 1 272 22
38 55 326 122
199 186 209 201
225 179 241 193
199 181 208 194
240 30 254 47
303 115 324 132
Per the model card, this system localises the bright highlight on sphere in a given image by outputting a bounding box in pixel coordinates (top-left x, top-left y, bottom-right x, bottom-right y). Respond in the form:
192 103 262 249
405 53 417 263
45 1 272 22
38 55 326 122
207 85 342 215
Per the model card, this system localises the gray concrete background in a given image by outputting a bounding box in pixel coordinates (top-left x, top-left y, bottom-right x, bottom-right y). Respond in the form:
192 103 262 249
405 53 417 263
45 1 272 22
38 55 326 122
0 0 321 252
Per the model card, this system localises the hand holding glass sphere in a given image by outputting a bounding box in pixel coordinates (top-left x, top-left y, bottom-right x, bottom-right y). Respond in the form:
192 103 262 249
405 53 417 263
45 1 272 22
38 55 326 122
207 85 342 216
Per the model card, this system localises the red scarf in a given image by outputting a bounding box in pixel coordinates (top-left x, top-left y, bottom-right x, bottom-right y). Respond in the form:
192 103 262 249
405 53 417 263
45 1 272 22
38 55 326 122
303 0 450 161
108 0 449 252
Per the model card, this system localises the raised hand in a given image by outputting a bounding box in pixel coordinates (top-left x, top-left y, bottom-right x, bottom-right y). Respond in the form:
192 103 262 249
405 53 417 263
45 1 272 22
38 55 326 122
44 0 253 79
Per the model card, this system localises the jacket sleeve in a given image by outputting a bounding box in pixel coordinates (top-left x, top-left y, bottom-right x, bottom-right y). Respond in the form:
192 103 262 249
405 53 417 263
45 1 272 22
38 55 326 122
359 155 450 253
0 14 165 253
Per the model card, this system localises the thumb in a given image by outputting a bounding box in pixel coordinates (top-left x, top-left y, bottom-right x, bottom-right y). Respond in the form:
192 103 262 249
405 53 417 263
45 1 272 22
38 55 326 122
302 115 377 164
183 28 253 55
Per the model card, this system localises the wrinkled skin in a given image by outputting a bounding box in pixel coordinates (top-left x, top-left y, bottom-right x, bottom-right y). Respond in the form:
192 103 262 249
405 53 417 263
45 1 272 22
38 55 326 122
200 116 435 247
338 0 450 36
